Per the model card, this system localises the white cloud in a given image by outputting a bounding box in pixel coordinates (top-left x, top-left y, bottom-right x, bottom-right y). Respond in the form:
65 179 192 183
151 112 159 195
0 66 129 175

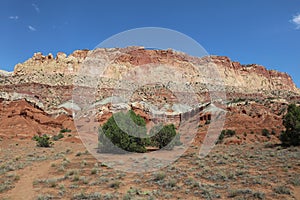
32 3 40 13
291 14 300 29
28 25 36 31
9 16 19 20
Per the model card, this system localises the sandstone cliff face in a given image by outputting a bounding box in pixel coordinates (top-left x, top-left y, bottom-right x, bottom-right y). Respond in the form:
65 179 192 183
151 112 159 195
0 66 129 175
0 47 299 140
1 47 298 111
8 47 299 95
14 50 88 76
210 56 299 95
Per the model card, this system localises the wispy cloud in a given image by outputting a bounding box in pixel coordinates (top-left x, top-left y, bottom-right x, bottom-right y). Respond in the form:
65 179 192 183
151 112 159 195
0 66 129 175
9 16 19 20
291 14 300 29
32 3 40 13
28 25 37 31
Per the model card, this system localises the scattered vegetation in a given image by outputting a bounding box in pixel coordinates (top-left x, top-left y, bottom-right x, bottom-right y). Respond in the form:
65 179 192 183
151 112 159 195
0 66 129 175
1 137 298 199
1 106 300 199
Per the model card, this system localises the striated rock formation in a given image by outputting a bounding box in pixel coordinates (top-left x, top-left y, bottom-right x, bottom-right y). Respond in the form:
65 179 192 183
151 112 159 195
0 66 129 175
210 56 299 100
3 47 298 104
0 99 75 139
0 47 299 141
211 56 298 92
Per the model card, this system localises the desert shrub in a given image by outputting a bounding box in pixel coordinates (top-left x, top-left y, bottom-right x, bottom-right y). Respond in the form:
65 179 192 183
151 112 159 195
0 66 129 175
228 189 252 198
98 110 148 153
60 128 71 133
273 185 291 195
75 152 82 157
166 179 177 188
262 129 270 138
217 132 225 144
252 191 265 199
153 171 166 181
91 168 98 175
72 192 101 200
226 130 236 136
52 132 64 141
109 181 121 189
290 175 300 186
33 134 53 147
37 194 54 200
0 181 14 193
217 129 236 144
280 104 300 146
150 124 181 150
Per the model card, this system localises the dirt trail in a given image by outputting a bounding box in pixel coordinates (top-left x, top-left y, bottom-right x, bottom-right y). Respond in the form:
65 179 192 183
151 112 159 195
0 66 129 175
3 152 77 200
3 160 52 200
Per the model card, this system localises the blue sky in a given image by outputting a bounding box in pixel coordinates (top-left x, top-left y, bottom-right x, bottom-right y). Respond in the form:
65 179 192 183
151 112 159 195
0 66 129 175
1 0 300 87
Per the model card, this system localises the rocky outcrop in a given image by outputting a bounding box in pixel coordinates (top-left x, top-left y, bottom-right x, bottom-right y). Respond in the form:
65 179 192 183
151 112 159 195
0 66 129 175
0 99 75 139
14 50 88 76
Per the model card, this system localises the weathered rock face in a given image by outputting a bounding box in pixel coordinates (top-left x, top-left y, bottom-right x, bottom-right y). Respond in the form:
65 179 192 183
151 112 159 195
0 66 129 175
14 50 88 76
0 99 75 139
0 47 299 140
210 56 299 96
5 47 299 100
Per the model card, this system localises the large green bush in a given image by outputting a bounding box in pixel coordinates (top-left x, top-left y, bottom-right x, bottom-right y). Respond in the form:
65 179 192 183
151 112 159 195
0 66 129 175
98 110 149 153
280 104 300 146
